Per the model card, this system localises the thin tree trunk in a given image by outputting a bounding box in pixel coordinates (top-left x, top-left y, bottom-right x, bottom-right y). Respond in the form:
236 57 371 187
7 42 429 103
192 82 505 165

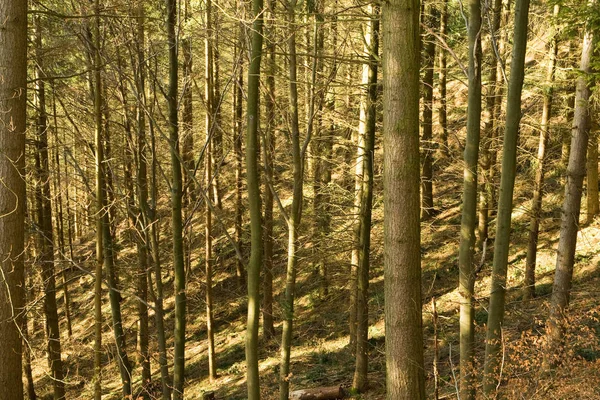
245 0 264 393
349 41 366 354
483 0 531 392
279 0 306 396
205 0 217 379
544 18 595 369
93 0 104 396
587 128 598 222
34 15 66 398
262 0 276 340
421 1 438 220
51 82 73 339
165 0 187 396
23 276 37 400
457 0 482 396
137 4 170 398
382 0 426 396
524 4 559 299
353 4 379 392
477 0 503 251
234 4 246 284
437 0 449 156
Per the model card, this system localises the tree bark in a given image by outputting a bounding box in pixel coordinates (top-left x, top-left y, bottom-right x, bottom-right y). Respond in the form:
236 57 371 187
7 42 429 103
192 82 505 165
544 16 595 369
245 0 264 394
165 0 187 397
279 0 306 397
524 4 559 299
352 3 379 392
93 1 104 397
262 0 276 340
205 0 217 379
483 0 531 393
421 1 438 220
382 0 426 396
437 0 449 156
457 0 482 396
34 14 66 399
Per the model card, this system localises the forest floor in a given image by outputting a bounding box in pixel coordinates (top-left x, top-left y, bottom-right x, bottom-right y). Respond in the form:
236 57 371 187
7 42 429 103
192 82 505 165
27 144 600 399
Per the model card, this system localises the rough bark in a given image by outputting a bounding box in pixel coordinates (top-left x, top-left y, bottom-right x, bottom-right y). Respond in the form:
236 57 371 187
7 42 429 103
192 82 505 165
382 0 426 396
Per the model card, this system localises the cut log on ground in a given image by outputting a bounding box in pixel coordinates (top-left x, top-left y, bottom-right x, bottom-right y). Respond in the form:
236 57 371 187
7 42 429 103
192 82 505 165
289 385 346 400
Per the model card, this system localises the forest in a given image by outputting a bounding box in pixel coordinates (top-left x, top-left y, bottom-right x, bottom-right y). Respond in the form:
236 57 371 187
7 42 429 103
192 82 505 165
1 0 600 398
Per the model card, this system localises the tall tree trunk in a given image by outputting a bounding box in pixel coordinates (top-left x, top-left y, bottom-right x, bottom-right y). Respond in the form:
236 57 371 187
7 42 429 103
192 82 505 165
50 83 73 339
310 0 328 298
279 0 307 396
544 17 595 369
34 15 66 399
457 0 482 396
421 1 438 220
483 0 531 393
136 3 170 398
182 0 195 205
353 4 379 392
205 0 217 379
561 40 578 168
165 0 187 397
234 1 246 284
524 4 559 299
93 0 104 397
245 0 264 393
349 34 367 353
382 0 426 396
262 0 276 340
476 0 503 251
438 0 449 156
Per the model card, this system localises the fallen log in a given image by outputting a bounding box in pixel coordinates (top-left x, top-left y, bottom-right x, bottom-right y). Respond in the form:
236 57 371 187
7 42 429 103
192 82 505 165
289 385 345 400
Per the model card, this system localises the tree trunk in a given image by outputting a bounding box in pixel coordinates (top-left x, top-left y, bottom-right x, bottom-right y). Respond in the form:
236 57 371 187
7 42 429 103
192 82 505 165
544 17 595 369
382 0 426 396
165 0 187 397
524 4 559 300
137 4 170 398
245 0 264 394
93 1 104 397
483 0 531 393
262 0 276 340
205 0 217 379
457 0 482 396
476 0 503 251
437 0 448 156
279 0 306 397
352 3 379 392
587 129 598 222
34 15 66 399
421 1 438 220
50 83 73 339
